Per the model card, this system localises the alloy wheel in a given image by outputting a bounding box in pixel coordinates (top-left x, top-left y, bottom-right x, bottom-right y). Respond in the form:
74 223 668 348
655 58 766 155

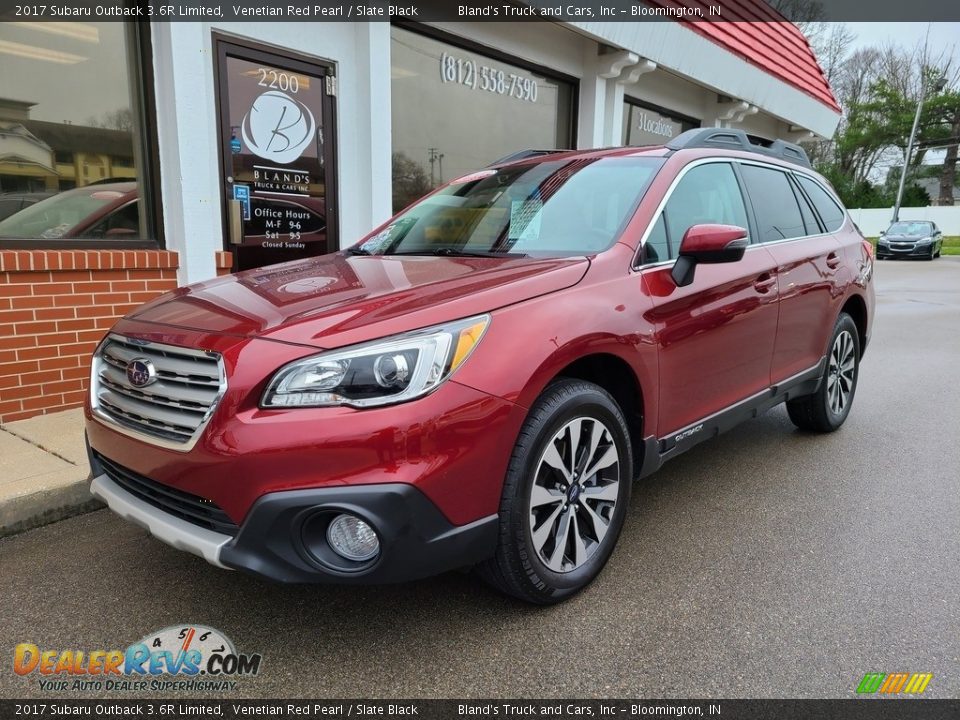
528 417 620 573
827 330 856 416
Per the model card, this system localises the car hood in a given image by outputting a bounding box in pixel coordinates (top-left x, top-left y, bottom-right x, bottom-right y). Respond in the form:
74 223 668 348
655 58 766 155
129 253 589 349
883 234 925 241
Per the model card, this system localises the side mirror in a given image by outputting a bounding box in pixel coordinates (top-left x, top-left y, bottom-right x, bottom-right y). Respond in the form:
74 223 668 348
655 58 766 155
879 230 886 237
671 224 748 287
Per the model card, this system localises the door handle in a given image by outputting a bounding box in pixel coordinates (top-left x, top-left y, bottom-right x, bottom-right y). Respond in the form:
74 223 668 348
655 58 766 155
826 252 841 269
228 199 245 246
754 273 776 293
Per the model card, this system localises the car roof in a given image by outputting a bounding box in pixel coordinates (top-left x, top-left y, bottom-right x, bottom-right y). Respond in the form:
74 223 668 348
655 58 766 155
490 143 827 181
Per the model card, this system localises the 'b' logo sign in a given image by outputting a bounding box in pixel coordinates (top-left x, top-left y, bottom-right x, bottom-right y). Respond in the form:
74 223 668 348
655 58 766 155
241 90 316 165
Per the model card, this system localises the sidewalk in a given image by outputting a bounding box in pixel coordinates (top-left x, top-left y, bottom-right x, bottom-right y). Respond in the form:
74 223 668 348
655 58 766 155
0 408 101 538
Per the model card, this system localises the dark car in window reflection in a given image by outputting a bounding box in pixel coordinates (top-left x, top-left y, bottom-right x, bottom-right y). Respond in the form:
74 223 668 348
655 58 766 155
0 182 139 240
0 191 57 222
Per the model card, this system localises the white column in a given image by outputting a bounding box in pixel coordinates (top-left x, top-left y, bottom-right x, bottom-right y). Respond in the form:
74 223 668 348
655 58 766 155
351 23 393 245
578 72 606 149
151 22 221 284
611 60 656 145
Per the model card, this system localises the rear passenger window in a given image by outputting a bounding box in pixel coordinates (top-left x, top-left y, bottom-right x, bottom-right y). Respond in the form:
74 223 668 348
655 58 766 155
796 175 847 232
793 179 821 235
740 165 806 243
646 162 748 263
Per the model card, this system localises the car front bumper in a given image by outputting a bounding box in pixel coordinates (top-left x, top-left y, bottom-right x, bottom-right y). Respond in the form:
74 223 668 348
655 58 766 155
89 448 499 583
876 242 933 258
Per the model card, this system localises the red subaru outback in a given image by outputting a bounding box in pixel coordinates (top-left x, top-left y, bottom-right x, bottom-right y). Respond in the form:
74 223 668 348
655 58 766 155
85 129 874 604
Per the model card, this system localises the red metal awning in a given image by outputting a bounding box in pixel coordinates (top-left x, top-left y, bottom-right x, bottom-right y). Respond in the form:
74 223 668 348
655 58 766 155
646 0 841 113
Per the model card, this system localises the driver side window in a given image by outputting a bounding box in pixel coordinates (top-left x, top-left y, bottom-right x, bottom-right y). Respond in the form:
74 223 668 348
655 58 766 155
644 162 748 264
80 201 140 239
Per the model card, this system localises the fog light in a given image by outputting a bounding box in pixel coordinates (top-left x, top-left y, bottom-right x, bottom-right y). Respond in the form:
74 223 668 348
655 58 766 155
326 514 380 562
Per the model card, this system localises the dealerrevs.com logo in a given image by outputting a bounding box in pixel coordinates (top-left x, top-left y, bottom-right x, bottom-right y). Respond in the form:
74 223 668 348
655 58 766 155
13 625 262 693
856 672 933 695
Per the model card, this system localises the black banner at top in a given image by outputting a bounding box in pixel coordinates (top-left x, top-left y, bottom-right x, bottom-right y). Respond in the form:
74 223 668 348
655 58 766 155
1 0 960 22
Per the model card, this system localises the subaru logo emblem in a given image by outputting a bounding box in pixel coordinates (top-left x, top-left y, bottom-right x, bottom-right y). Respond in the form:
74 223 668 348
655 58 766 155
126 358 157 388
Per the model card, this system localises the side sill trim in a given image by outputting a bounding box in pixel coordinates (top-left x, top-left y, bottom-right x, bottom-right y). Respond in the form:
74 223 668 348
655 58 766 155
637 356 826 479
90 473 233 569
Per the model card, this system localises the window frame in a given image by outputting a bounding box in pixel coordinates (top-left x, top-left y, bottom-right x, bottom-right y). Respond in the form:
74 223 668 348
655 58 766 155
792 172 848 234
632 157 849 271
0 22 163 251
737 162 810 246
633 158 753 269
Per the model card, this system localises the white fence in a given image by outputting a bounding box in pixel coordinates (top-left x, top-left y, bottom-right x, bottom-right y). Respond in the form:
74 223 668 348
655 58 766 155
847 206 960 237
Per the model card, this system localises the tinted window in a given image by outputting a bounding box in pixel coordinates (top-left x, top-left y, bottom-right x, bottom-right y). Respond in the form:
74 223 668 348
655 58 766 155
657 162 748 259
645 214 669 262
0 199 22 221
796 175 846 232
793 180 821 235
80 202 140 239
740 165 806 243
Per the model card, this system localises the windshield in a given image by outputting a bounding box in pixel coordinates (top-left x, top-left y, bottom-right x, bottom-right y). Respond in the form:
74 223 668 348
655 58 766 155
887 222 931 236
0 188 122 239
354 157 664 257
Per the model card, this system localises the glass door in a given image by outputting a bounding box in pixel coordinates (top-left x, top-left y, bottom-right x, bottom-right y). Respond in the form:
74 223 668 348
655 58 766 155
214 37 338 271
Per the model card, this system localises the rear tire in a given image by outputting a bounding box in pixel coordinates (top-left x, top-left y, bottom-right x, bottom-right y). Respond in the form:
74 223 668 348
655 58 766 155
786 312 860 433
478 379 633 604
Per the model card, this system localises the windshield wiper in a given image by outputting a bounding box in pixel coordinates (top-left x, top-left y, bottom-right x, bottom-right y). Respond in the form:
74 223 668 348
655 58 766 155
344 247 374 256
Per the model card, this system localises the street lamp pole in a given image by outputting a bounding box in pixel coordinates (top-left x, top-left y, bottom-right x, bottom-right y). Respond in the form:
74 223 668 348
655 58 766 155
892 75 947 223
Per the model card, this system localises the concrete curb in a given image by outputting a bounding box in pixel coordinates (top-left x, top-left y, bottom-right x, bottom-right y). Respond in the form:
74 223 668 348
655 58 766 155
0 477 105 539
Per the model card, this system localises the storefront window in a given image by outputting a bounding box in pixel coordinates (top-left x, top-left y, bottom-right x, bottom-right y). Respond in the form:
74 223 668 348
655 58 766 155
390 26 575 213
0 22 153 243
622 99 699 146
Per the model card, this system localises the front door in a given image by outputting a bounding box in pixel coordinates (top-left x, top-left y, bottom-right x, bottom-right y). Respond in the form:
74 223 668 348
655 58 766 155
215 37 338 272
639 161 780 436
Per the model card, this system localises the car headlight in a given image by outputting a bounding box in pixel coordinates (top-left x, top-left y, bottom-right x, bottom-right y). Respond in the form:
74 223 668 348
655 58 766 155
261 315 490 408
917 236 932 244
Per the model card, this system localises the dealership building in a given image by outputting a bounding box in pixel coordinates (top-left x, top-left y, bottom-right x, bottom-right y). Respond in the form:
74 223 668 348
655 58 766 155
0 5 841 422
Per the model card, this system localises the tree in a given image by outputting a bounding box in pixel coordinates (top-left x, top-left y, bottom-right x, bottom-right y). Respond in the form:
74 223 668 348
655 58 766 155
391 152 432 214
86 108 135 132
799 32 960 209
917 87 960 205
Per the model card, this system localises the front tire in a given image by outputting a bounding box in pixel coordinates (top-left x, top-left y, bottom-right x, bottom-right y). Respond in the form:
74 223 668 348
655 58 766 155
479 379 633 604
786 312 860 433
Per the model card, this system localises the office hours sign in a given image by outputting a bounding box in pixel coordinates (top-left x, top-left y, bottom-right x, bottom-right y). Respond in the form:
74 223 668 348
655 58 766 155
216 39 337 271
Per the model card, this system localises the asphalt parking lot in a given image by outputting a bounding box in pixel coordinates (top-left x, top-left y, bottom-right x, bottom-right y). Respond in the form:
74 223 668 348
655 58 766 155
2 256 959 700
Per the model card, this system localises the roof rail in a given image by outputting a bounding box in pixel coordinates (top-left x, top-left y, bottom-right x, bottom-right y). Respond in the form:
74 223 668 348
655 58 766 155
665 128 812 169
487 149 566 166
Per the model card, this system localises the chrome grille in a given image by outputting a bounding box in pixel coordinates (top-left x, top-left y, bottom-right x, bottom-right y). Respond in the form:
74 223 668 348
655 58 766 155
91 334 226 451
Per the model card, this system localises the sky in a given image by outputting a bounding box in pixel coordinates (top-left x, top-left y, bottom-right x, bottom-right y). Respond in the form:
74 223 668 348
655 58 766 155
844 22 960 68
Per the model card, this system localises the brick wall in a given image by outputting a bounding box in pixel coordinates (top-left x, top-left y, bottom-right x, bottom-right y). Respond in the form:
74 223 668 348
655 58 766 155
0 250 179 423
215 251 234 277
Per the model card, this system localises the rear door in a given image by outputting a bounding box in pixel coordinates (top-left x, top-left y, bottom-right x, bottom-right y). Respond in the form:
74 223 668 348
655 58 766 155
739 163 843 384
640 160 780 436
